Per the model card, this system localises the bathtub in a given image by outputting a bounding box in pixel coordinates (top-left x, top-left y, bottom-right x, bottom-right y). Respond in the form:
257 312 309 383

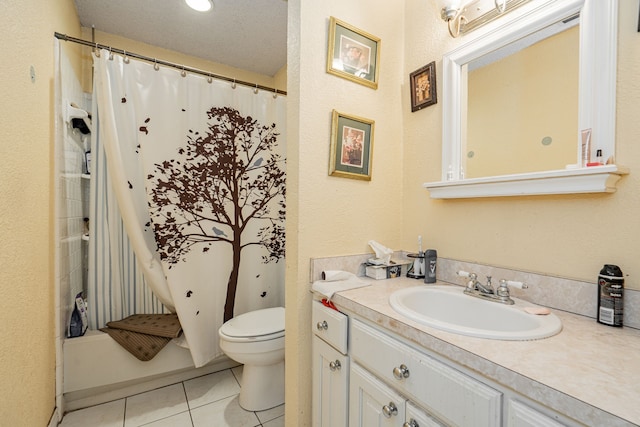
63 330 237 411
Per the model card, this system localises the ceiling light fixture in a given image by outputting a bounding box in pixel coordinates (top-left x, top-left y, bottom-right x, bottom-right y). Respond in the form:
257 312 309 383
435 0 509 38
185 0 213 12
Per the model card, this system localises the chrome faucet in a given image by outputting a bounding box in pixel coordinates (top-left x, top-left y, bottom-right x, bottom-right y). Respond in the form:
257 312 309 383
457 271 528 305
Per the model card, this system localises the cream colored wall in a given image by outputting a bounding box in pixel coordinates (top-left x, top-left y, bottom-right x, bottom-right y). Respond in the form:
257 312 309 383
402 1 640 290
467 26 579 177
274 64 288 91
79 29 284 93
286 0 405 425
0 0 81 425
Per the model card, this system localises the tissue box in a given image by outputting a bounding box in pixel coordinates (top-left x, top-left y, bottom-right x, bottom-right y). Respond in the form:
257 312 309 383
365 262 409 280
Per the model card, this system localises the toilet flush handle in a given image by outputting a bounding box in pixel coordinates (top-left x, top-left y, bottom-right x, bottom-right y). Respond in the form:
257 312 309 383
316 320 328 331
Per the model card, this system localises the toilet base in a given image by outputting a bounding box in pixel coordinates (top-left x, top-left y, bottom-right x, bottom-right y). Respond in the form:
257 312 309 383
238 360 285 411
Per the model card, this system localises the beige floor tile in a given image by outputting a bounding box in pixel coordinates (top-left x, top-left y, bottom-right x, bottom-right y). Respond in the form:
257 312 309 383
140 410 193 426
60 399 125 427
184 369 241 409
262 415 285 427
256 403 285 424
190 394 260 427
125 383 189 427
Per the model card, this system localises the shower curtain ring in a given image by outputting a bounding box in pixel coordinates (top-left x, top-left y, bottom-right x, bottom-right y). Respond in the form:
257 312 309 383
123 50 130 64
95 43 100 58
153 59 160 71
108 47 114 61
253 84 259 94
273 88 278 99
180 66 187 77
231 79 237 89
207 74 213 84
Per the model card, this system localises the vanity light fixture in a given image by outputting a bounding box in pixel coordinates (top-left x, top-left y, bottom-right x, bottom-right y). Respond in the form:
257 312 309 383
435 0 509 37
185 0 213 12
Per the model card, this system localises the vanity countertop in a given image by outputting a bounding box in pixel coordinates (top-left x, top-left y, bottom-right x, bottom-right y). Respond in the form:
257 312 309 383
326 278 640 427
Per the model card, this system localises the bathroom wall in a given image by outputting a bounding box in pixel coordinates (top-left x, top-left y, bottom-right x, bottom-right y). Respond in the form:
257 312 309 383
0 0 81 425
287 1 406 425
401 0 640 290
56 45 91 419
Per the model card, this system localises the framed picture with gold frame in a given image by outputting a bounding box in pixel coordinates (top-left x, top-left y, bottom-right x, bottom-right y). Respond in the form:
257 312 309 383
410 61 437 112
326 17 380 89
329 110 374 181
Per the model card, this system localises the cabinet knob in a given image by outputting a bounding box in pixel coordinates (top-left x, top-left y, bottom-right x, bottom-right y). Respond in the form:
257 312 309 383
382 402 398 418
329 360 341 371
403 420 419 427
316 320 328 331
393 364 410 380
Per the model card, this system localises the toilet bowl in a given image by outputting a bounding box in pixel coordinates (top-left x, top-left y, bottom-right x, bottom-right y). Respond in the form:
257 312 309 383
218 306 285 411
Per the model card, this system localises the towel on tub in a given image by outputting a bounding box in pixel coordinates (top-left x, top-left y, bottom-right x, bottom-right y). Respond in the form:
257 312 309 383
311 270 370 301
100 314 182 361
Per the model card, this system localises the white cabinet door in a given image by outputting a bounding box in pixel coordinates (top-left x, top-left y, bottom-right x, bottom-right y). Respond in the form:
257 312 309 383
506 400 568 427
313 336 349 427
405 401 447 427
351 319 502 427
350 363 406 427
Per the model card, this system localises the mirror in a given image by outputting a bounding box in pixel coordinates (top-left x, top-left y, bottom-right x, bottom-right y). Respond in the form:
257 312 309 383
465 21 579 178
426 0 626 198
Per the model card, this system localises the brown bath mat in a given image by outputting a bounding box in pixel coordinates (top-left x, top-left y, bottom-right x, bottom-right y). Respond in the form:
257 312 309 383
100 327 171 361
106 313 182 338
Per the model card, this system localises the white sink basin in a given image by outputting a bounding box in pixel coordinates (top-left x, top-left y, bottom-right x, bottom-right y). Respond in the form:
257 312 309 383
389 285 562 340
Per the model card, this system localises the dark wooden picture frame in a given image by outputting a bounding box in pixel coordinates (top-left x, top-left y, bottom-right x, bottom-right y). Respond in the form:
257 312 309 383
410 61 437 112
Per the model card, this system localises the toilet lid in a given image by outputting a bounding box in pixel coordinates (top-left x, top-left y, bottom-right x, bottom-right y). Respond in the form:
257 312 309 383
220 307 285 338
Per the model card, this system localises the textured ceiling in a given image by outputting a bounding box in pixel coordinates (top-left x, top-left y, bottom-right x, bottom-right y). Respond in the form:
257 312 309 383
74 0 288 76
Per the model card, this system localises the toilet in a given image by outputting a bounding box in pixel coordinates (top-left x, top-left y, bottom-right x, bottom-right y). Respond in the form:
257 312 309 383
218 306 285 411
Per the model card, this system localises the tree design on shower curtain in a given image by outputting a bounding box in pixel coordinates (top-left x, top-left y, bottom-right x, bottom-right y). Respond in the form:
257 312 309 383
147 106 286 322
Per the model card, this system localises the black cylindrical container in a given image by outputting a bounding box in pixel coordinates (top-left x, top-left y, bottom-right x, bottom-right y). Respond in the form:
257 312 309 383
424 249 437 284
597 264 624 326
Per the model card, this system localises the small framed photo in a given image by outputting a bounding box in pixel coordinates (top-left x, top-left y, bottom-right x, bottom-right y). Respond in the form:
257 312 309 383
327 17 381 90
329 110 375 181
410 61 437 112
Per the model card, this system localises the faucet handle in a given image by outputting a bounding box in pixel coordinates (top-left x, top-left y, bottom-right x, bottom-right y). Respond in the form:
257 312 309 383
500 279 528 290
458 270 478 280
497 279 528 299
457 270 472 278
458 270 478 288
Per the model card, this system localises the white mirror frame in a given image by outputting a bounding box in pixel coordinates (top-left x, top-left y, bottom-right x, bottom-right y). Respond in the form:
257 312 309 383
425 0 628 199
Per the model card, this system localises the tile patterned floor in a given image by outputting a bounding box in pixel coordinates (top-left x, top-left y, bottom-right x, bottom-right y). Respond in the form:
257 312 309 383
59 366 284 427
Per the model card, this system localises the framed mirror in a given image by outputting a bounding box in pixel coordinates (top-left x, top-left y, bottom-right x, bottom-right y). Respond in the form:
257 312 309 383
425 0 628 198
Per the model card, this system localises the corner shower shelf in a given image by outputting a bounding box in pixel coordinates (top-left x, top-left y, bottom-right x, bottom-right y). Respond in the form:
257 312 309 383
424 165 629 199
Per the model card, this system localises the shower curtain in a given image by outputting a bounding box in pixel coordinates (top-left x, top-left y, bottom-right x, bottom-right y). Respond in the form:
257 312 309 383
91 50 286 367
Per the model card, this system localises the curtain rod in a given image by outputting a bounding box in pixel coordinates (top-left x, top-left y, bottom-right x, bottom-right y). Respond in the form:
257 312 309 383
54 32 287 96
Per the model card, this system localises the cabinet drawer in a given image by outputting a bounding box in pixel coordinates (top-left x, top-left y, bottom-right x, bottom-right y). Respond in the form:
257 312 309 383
351 319 501 427
406 401 447 427
312 301 348 354
506 400 570 427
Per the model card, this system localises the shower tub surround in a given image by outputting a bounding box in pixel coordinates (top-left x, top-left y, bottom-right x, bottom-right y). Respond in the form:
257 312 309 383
310 253 640 426
63 330 237 411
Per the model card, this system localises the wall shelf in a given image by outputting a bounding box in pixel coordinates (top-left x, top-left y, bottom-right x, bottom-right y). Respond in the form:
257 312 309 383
424 165 629 199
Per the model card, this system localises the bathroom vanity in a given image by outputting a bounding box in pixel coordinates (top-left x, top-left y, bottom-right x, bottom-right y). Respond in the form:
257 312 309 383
311 278 640 427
